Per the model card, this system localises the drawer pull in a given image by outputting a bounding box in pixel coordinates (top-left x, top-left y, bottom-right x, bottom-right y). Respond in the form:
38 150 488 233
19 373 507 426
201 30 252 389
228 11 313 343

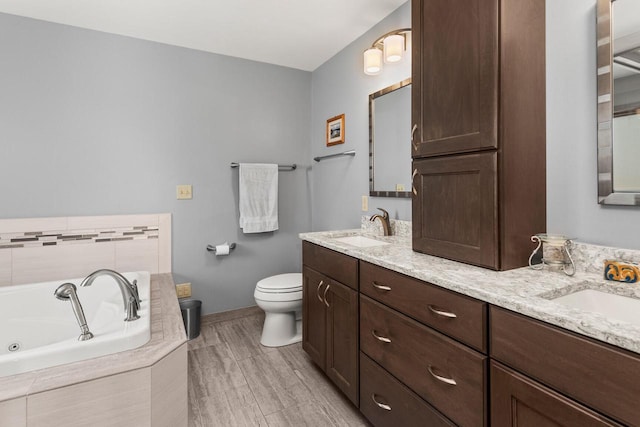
316 280 324 303
371 330 392 343
372 281 391 292
371 394 392 411
323 283 330 307
427 305 457 319
428 365 457 386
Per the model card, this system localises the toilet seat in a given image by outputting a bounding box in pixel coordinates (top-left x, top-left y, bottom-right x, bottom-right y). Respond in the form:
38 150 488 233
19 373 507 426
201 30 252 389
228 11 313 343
255 273 302 293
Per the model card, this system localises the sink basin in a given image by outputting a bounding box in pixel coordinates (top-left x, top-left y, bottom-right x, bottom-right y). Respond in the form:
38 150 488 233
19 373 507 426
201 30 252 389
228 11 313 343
332 235 390 248
551 289 640 327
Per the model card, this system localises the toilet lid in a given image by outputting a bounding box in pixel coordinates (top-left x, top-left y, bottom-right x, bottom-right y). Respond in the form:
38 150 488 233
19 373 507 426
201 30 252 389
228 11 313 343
256 273 302 293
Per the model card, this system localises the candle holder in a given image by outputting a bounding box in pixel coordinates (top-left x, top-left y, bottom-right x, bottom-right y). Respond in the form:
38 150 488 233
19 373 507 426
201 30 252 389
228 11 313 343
528 234 575 276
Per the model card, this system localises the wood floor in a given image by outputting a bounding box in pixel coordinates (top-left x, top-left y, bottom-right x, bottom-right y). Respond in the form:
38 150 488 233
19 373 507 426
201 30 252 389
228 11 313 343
188 308 369 427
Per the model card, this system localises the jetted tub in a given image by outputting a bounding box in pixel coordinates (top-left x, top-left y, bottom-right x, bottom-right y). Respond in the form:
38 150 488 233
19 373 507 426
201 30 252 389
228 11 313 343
0 271 151 377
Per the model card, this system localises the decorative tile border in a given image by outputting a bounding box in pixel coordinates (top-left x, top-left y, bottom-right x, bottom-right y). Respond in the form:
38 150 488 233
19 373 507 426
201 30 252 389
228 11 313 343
0 226 159 249
0 214 171 286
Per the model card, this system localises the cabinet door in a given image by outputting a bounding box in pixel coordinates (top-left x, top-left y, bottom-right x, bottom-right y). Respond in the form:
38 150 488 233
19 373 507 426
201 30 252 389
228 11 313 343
491 362 621 427
325 280 359 406
302 267 326 370
412 152 498 269
411 0 498 158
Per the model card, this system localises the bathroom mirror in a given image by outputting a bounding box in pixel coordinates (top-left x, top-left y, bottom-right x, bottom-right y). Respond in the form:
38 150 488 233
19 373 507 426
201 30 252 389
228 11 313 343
369 78 412 198
597 0 640 205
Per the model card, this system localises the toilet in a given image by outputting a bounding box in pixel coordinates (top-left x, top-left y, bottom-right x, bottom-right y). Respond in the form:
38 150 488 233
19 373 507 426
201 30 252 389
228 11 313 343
254 273 303 347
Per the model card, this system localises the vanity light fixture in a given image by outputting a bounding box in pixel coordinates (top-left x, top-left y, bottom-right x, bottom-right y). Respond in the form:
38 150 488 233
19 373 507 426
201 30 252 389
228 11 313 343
363 28 411 75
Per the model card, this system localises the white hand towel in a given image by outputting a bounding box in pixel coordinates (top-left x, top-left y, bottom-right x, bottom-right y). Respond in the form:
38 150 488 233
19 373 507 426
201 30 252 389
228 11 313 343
239 163 279 233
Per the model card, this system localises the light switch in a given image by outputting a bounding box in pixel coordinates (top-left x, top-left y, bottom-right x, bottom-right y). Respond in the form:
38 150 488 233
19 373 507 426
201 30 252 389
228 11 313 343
176 185 192 200
396 184 405 191
362 195 368 211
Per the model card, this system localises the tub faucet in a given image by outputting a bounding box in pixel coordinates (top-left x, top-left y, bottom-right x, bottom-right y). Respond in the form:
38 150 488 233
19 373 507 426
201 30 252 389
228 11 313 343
370 208 392 236
80 269 140 321
55 283 94 341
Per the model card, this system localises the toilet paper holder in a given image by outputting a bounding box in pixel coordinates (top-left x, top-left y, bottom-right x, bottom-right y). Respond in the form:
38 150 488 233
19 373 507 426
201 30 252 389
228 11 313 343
206 242 237 254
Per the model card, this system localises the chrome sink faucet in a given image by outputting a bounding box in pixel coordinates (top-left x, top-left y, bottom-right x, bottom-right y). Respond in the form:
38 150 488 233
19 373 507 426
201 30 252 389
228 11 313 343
55 283 94 341
370 208 392 236
80 269 141 321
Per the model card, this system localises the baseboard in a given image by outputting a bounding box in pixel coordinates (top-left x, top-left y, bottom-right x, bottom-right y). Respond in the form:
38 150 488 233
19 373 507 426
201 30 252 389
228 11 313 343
201 305 263 324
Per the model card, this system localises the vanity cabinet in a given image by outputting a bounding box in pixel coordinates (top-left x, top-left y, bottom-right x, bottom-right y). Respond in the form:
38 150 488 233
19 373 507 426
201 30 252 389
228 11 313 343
411 0 546 271
301 242 359 406
490 307 639 426
491 362 620 427
359 262 488 427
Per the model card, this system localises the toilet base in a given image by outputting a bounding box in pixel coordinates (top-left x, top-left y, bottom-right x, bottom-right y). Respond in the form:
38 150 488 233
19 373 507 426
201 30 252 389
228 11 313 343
260 313 302 347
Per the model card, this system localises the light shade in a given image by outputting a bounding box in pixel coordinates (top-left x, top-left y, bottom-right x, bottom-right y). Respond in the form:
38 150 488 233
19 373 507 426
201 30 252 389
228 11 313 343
364 48 383 75
384 34 404 63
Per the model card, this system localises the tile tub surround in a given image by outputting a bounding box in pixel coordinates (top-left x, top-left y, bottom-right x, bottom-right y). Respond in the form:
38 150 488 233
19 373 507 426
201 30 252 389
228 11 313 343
0 273 187 403
299 230 640 355
0 214 171 286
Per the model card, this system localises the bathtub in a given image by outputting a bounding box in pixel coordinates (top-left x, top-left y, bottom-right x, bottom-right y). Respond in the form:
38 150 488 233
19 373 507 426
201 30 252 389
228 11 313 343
0 271 151 377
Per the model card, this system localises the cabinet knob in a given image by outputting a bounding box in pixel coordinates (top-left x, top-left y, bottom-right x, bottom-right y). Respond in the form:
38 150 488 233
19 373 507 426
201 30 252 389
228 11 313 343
411 124 418 151
371 394 392 411
427 365 457 386
371 330 392 343
372 281 391 292
427 305 457 319
323 283 330 307
316 280 324 303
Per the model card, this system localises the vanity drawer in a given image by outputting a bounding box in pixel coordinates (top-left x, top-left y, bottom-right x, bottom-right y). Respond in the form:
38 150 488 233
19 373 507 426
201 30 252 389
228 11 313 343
360 261 487 352
360 352 455 427
361 295 487 427
491 306 640 426
302 241 358 290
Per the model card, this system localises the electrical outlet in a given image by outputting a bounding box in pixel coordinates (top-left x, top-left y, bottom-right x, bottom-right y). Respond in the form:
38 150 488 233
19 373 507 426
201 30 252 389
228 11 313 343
362 195 368 211
176 185 192 200
176 282 192 298
396 184 405 191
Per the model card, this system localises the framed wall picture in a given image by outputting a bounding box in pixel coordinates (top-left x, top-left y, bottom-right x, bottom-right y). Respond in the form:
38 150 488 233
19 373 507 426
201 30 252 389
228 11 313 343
326 114 345 146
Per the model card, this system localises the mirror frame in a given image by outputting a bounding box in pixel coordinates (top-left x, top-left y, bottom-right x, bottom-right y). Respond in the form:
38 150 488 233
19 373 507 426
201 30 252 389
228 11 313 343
369 77 412 198
597 0 640 205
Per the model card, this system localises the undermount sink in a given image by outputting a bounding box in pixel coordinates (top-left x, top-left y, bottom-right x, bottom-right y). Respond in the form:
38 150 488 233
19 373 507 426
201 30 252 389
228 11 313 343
332 235 390 248
551 289 640 327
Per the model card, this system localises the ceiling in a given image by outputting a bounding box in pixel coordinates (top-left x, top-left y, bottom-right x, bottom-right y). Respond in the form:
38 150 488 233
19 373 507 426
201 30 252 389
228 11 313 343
0 0 408 71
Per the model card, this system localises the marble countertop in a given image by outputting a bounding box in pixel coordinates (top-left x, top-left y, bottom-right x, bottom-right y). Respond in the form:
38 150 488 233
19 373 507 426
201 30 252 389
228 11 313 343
300 229 640 355
0 273 187 403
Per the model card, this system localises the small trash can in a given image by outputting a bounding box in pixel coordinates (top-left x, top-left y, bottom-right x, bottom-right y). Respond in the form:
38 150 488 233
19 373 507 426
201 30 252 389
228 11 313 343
179 299 202 340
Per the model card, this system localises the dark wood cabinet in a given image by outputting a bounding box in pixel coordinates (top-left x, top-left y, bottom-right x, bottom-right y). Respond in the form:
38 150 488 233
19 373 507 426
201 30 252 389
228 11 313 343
412 152 498 270
325 278 359 404
491 307 640 426
411 0 498 157
302 266 327 370
360 353 454 427
491 362 621 427
360 295 486 427
411 0 546 271
302 245 359 406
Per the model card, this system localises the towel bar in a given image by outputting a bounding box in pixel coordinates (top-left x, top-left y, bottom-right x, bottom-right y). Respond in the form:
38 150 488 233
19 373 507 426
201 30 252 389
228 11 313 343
230 163 296 171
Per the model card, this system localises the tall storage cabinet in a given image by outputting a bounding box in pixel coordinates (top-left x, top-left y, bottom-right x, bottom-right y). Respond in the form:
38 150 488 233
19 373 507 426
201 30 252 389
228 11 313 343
411 0 546 270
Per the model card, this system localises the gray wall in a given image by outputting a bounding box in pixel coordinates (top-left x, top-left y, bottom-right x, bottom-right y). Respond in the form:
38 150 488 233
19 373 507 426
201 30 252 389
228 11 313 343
547 0 640 249
0 13 312 315
310 2 412 231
